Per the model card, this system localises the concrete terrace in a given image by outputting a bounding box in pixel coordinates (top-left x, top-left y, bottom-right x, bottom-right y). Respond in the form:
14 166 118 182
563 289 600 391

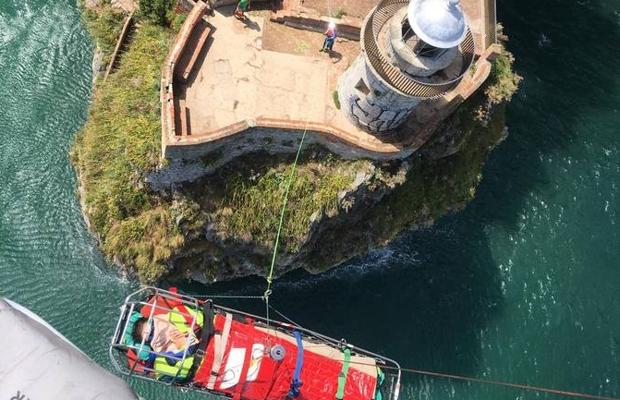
180 11 329 135
161 0 499 161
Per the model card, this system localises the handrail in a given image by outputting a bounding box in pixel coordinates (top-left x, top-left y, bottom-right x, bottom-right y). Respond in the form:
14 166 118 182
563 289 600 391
361 0 475 98
103 11 134 82
484 0 497 46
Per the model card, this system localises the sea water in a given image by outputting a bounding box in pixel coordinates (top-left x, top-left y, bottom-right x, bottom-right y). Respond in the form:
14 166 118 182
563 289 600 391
0 0 618 398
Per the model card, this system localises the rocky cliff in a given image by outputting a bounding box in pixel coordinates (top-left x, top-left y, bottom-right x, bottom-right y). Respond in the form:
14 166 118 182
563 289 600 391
73 3 520 283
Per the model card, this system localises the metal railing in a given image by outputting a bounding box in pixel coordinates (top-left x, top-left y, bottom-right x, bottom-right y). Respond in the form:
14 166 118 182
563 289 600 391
484 0 498 46
362 0 476 98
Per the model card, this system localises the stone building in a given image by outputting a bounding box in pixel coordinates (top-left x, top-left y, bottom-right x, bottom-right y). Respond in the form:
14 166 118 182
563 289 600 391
338 0 475 134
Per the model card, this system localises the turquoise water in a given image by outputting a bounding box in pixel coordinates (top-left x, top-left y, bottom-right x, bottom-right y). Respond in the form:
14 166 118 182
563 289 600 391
0 0 618 399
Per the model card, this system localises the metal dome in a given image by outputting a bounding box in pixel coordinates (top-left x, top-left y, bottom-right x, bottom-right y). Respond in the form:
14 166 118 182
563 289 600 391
407 0 468 49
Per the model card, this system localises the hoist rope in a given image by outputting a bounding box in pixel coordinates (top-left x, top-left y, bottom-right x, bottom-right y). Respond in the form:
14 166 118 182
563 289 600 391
263 123 309 325
364 362 619 400
265 303 617 400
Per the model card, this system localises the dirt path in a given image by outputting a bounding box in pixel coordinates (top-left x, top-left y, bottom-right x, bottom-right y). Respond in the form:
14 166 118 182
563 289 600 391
262 20 359 65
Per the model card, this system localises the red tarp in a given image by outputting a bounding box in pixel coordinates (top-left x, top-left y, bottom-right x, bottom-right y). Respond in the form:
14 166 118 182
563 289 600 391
136 293 378 400
193 314 377 400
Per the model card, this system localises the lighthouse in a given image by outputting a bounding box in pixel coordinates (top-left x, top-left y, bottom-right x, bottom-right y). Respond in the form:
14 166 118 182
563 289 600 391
338 0 475 133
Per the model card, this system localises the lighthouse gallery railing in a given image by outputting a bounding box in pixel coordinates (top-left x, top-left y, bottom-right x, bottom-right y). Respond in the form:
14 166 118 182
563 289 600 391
362 0 476 98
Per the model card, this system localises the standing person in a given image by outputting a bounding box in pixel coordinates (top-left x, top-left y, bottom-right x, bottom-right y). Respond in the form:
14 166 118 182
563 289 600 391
234 0 250 19
320 21 337 52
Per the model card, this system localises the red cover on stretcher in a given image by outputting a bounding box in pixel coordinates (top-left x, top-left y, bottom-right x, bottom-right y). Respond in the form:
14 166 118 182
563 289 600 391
193 314 378 400
139 292 378 400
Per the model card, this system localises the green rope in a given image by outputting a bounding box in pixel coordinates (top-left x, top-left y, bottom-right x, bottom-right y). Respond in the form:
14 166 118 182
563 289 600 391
264 126 309 299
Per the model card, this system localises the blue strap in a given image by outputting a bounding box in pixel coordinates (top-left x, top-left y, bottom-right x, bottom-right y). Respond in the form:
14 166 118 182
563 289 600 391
288 330 304 398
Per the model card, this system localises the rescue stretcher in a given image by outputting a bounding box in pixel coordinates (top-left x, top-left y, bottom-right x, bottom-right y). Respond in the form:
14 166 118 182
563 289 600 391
110 287 401 400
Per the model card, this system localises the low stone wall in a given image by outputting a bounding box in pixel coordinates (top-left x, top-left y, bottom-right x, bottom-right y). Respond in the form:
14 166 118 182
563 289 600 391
269 10 362 41
160 2 208 153
210 0 271 8
163 119 418 162
103 12 134 81
152 125 413 187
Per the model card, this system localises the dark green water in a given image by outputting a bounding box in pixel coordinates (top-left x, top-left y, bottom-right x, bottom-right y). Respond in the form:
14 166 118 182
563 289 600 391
0 0 618 398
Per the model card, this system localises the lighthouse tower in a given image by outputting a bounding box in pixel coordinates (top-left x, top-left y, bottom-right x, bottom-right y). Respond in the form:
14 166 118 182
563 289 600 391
338 0 475 133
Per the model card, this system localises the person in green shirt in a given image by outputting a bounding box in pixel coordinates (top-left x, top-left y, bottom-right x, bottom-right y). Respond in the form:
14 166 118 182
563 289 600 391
234 0 250 19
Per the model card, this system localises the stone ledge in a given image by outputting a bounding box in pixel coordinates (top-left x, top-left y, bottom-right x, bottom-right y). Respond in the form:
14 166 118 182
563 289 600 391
269 9 362 41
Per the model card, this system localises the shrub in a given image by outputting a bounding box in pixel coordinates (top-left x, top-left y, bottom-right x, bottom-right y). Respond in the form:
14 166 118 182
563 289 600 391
485 48 522 104
139 0 174 26
173 12 187 32
485 25 522 104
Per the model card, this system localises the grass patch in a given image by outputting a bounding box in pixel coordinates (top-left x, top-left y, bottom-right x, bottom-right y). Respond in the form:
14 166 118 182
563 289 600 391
172 12 188 32
294 40 310 54
332 90 341 109
334 7 347 18
73 22 183 282
212 158 358 253
81 3 125 68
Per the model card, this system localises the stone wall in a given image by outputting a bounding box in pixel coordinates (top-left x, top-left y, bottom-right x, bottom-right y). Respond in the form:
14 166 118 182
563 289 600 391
151 124 418 187
160 2 208 152
338 54 421 133
269 10 362 41
165 125 416 161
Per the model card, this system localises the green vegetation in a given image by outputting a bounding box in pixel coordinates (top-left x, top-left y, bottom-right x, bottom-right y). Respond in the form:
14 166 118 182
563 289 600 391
486 47 521 104
214 159 358 252
73 20 184 282
334 7 347 19
307 94 509 270
81 2 125 68
172 12 188 31
486 26 522 104
75 7 364 281
332 90 341 110
374 99 506 239
75 4 520 283
294 40 310 54
139 0 175 26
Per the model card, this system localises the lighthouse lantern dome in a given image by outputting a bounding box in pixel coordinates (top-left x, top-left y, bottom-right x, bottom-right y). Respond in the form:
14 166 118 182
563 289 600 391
407 0 467 49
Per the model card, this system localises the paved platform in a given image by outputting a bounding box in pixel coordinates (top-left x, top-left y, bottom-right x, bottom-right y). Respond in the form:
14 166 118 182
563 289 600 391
179 10 329 134
163 0 497 160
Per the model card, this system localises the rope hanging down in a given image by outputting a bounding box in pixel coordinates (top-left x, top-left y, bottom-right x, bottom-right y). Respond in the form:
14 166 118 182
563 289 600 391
263 124 309 321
